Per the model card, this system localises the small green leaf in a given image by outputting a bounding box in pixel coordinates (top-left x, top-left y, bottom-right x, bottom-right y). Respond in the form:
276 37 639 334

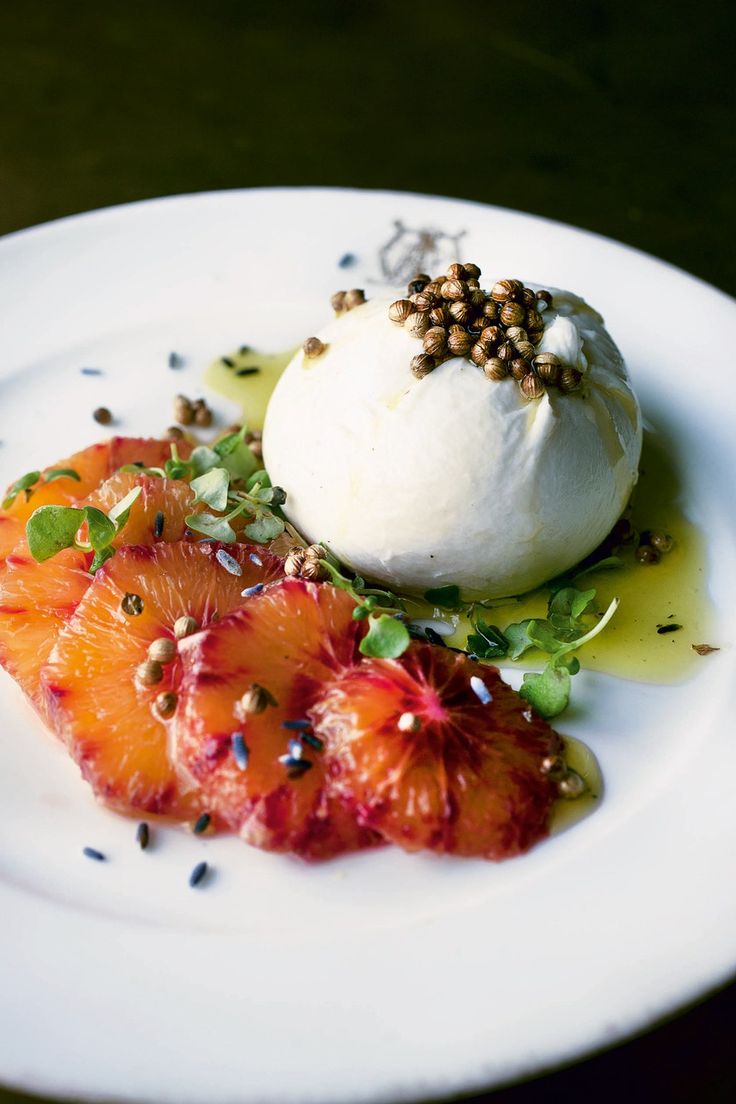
244 512 285 543
164 459 192 481
189 446 221 477
467 620 508 659
549 586 596 622
26 505 85 562
527 618 566 654
90 546 116 573
503 620 536 660
424 584 461 610
185 512 237 542
108 485 143 531
245 469 270 493
43 467 81 485
319 558 355 593
359 614 411 659
220 440 258 481
214 426 247 458
519 663 572 719
352 604 371 620
3 471 41 509
190 467 230 511
84 507 117 552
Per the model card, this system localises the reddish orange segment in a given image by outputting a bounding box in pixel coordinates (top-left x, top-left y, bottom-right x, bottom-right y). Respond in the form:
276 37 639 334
173 578 382 860
0 436 189 569
312 644 563 860
0 470 197 718
42 542 284 819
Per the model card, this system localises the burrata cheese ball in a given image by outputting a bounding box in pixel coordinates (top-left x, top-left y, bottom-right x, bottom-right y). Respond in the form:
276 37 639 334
263 285 641 599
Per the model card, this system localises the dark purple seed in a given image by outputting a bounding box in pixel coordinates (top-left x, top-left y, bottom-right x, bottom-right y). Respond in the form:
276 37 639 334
168 352 184 369
83 846 106 862
239 345 251 355
153 511 165 539
285 758 313 780
215 549 242 576
136 822 149 850
338 253 357 268
249 552 263 567
193 812 211 834
221 356 235 368
189 861 208 888
281 719 311 730
231 731 249 770
235 367 260 377
240 583 263 598
657 623 682 634
424 627 447 647
301 731 324 751
80 367 103 375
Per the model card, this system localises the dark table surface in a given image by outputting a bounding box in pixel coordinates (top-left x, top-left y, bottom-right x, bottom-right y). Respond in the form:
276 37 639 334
1 3 735 1103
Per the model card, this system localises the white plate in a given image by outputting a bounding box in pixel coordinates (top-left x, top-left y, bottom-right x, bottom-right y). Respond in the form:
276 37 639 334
1 188 735 1104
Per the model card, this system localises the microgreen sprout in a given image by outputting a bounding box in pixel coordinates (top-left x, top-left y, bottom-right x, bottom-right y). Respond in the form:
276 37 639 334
25 485 142 573
2 467 81 510
318 556 411 658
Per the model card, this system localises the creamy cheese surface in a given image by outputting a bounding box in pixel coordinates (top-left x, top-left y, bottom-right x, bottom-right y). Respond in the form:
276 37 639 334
263 288 642 599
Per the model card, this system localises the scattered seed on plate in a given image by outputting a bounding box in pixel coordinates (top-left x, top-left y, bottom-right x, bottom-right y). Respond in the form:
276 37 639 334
469 676 492 705
249 552 263 567
239 345 251 355
93 406 113 425
424 626 447 647
121 592 144 616
221 356 235 368
338 253 357 268
136 822 150 850
241 583 263 598
153 511 165 539
80 366 103 376
193 812 211 835
285 758 313 780
168 351 184 368
657 623 682 634
236 366 260 377
281 718 311 730
189 861 209 888
215 549 243 576
231 731 249 770
83 846 106 862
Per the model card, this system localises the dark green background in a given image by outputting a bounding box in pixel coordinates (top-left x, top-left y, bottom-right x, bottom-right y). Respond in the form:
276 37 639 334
1 2 734 1103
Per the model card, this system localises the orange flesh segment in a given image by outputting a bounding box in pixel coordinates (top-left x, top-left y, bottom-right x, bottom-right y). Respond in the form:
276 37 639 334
42 542 283 819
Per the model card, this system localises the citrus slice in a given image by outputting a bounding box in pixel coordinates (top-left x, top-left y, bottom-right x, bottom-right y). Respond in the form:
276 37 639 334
311 643 564 860
42 541 283 818
173 578 382 860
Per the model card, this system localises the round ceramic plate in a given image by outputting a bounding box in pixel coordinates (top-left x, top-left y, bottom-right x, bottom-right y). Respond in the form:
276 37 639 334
1 188 735 1104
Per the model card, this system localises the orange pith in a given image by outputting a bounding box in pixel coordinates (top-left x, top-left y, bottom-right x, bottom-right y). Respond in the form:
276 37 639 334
312 643 563 860
173 578 383 860
42 541 283 819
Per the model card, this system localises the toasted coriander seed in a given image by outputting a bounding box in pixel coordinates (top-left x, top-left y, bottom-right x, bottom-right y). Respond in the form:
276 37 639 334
470 343 489 368
388 299 415 324
464 262 481 278
520 373 545 400
193 403 213 428
93 406 113 426
428 305 451 327
511 358 532 380
405 312 431 338
482 300 499 319
533 352 561 385
240 683 277 715
344 288 366 309
479 325 502 349
514 340 536 360
449 300 475 325
649 531 673 553
558 770 587 799
490 279 517 302
397 711 421 733
300 545 327 581
330 290 347 313
423 327 448 358
446 262 466 280
497 341 515 362
447 326 473 356
148 637 176 665
137 659 164 686
410 353 436 379
466 277 480 289
407 273 431 295
636 545 661 565
440 279 467 302
483 357 509 381
525 308 544 332
284 547 307 577
469 288 486 307
500 301 526 327
426 279 446 296
540 754 566 778
414 290 437 312
173 614 199 639
121 592 144 617
166 425 185 440
558 366 582 393
521 287 536 308
174 395 194 425
505 325 527 344
536 289 553 310
303 336 326 358
154 691 178 719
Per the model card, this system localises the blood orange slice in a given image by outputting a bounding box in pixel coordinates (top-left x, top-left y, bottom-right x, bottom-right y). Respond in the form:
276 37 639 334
173 578 382 860
42 541 283 818
311 643 563 860
0 470 197 718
